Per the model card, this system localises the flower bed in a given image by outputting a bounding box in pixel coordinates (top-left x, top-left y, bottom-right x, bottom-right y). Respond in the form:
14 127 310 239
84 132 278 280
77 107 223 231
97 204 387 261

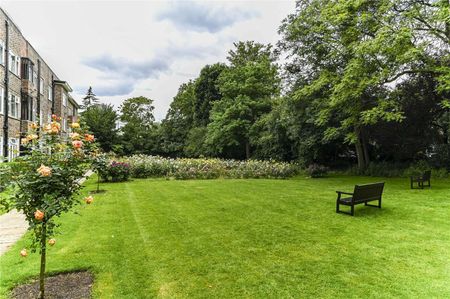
124 155 298 179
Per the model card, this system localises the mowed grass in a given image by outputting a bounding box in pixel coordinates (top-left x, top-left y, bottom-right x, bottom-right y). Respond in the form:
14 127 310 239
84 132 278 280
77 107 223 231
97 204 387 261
1 175 450 298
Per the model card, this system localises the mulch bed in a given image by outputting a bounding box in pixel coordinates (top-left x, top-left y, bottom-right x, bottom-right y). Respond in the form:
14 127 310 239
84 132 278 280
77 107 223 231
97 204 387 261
11 271 93 299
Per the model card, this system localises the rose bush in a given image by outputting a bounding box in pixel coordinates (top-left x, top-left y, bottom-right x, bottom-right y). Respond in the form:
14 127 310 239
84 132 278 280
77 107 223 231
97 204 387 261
0 115 97 299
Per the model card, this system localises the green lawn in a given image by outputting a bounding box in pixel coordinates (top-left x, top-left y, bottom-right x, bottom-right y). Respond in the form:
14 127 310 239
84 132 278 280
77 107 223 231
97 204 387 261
1 175 450 298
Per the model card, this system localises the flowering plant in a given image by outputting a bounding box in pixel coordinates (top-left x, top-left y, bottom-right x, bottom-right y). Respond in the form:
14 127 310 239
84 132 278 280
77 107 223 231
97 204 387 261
1 115 97 299
125 155 299 179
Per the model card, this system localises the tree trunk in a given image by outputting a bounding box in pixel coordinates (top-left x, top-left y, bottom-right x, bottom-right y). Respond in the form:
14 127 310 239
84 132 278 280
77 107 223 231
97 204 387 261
361 131 370 167
355 127 369 170
39 222 47 299
245 141 251 160
97 172 100 193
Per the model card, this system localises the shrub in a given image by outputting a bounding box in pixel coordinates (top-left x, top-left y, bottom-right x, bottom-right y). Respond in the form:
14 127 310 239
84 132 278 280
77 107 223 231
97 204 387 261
403 160 431 177
124 155 299 180
92 153 110 182
107 161 131 182
306 164 328 178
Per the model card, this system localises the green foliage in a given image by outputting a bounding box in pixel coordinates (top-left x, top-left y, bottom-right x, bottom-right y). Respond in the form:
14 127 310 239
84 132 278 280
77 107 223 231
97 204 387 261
206 41 280 159
160 82 196 156
120 97 158 155
193 63 227 126
81 104 119 152
92 153 110 181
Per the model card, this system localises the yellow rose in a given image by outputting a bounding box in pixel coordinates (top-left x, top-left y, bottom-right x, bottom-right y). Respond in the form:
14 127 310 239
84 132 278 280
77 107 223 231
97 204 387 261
70 122 80 129
70 132 81 140
37 164 52 177
26 134 38 141
48 239 56 246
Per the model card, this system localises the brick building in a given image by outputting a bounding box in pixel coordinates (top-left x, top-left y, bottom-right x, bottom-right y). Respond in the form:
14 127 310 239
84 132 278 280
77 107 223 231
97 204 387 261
0 8 79 161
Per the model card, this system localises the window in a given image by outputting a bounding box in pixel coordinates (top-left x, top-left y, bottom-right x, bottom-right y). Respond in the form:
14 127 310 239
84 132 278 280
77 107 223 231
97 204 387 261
40 78 44 94
8 138 19 162
48 85 52 101
0 87 3 114
33 70 38 86
8 94 20 118
9 52 20 76
0 40 4 65
63 93 67 107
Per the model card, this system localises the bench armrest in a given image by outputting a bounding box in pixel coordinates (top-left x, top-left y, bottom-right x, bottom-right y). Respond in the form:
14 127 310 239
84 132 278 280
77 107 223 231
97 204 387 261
336 191 353 195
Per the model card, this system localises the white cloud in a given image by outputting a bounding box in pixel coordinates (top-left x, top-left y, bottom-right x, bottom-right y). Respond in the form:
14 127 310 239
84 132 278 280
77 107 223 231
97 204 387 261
1 0 295 120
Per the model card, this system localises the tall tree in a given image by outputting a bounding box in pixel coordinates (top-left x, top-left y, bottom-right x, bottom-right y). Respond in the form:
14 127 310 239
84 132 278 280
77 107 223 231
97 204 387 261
206 41 280 159
120 96 157 155
81 104 119 152
278 0 429 169
193 63 227 127
160 81 196 156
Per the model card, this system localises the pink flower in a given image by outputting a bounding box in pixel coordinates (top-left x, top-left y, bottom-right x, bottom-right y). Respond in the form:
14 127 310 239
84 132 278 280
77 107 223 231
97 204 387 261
72 140 83 149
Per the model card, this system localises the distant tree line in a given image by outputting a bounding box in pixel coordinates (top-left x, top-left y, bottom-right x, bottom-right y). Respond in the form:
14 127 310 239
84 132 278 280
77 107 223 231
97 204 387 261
83 0 450 171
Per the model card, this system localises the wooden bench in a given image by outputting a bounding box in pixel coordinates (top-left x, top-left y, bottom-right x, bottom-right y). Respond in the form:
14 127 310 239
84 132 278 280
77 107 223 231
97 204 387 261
410 170 431 189
336 182 385 216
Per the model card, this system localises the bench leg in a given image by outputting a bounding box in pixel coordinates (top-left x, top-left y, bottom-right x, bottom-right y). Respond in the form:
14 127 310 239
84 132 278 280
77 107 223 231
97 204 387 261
350 205 354 216
365 199 382 208
336 200 340 213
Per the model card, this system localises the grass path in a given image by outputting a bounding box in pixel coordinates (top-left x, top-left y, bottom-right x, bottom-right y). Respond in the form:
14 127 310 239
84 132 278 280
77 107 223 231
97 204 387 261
1 175 450 298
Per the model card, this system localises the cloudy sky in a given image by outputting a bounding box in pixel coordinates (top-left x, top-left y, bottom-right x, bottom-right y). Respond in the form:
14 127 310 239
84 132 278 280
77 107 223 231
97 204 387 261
1 0 295 120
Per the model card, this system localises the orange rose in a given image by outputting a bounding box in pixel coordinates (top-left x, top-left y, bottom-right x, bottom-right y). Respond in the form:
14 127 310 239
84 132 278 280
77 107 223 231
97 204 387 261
37 164 52 177
72 140 83 149
85 196 94 204
34 210 45 221
51 114 58 120
48 239 56 246
20 248 28 257
84 134 95 142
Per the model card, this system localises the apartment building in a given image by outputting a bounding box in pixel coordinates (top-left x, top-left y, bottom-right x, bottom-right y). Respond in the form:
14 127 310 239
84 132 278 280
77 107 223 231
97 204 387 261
0 8 79 161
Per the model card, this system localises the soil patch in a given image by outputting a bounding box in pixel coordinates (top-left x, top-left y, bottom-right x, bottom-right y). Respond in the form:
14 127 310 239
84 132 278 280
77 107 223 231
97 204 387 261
11 271 93 299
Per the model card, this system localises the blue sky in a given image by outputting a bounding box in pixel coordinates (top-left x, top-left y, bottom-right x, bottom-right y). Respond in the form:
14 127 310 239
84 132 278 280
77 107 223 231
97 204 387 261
2 0 295 120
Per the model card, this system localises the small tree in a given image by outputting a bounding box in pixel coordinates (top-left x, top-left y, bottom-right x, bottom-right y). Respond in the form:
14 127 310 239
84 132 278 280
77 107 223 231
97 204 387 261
92 153 109 193
81 86 99 109
3 116 96 299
